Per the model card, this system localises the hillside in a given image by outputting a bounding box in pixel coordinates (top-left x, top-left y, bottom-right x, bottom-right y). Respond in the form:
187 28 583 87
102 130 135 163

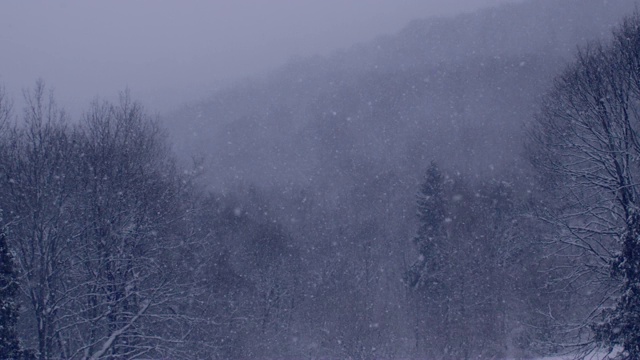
167 0 638 190
162 0 640 357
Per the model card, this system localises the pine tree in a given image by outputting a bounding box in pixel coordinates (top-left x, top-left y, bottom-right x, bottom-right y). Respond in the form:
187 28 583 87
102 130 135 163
403 161 454 357
404 161 447 289
0 231 21 359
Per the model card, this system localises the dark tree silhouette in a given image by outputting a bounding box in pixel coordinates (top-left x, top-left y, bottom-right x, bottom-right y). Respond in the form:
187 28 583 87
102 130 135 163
404 162 448 357
404 161 446 291
0 231 24 359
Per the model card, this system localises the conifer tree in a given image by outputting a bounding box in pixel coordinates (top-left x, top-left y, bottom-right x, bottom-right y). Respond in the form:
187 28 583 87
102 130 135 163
0 231 21 359
404 161 447 289
403 162 451 357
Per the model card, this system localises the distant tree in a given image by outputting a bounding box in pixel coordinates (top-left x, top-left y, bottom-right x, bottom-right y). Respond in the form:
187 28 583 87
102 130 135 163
404 162 528 359
528 12 640 359
403 161 453 357
404 161 446 290
0 85 11 130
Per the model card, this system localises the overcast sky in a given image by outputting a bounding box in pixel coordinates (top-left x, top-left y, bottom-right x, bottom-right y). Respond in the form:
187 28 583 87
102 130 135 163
0 0 519 117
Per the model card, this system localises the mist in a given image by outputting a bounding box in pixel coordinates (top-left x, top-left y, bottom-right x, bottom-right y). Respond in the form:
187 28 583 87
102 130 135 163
2 0 639 359
1 0 518 116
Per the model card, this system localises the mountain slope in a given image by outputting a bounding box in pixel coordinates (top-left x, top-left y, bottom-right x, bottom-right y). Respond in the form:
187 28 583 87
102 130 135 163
167 0 639 189
163 1 640 357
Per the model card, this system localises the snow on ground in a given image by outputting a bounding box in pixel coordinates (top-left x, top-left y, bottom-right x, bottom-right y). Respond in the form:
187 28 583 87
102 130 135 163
534 352 615 360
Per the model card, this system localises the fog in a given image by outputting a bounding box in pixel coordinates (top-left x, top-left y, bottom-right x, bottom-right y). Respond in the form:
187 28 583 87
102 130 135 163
1 0 518 116
3 0 640 359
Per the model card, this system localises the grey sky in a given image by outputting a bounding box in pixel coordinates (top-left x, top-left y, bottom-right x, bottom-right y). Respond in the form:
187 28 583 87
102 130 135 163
0 0 518 116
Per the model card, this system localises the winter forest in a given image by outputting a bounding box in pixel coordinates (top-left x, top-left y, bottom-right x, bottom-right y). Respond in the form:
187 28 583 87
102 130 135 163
3 0 640 359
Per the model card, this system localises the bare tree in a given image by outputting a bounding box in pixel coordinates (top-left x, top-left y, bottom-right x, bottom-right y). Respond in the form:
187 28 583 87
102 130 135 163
1 84 208 359
528 13 640 359
60 93 200 359
0 85 11 132
2 80 76 359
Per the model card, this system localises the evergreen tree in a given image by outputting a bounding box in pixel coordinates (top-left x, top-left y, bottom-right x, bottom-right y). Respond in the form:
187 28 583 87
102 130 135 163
0 231 21 359
403 162 451 357
404 161 447 289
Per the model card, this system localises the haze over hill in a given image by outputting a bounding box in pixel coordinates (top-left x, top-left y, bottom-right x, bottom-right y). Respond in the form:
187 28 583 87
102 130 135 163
168 0 638 188
0 0 518 117
3 0 640 358
163 4 640 355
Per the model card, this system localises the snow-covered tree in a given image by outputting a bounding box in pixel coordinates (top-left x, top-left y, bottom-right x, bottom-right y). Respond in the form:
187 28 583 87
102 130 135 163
1 81 76 359
528 12 640 359
0 84 207 359
60 93 199 359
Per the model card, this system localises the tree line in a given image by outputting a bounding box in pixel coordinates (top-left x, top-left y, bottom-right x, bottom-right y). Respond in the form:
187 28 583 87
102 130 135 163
0 82 302 359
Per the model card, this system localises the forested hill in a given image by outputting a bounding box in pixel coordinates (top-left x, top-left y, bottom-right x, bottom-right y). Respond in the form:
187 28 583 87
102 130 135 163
336 0 632 72
156 1 640 357
167 0 637 190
